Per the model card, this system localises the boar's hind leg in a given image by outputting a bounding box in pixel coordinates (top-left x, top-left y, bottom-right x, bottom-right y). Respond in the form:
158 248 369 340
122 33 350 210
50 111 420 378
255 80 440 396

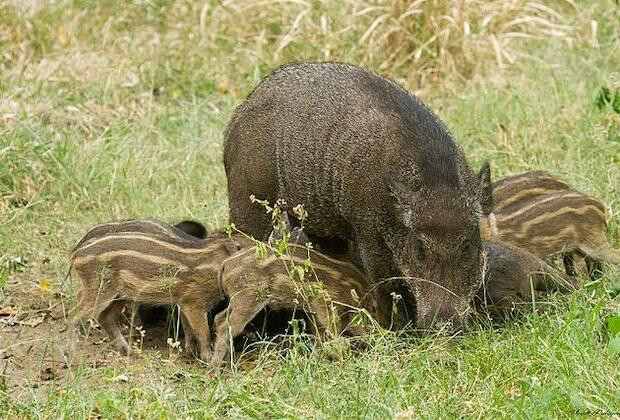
98 300 130 355
306 303 340 338
178 287 224 362
562 254 577 277
74 289 114 333
211 291 266 366
73 289 98 334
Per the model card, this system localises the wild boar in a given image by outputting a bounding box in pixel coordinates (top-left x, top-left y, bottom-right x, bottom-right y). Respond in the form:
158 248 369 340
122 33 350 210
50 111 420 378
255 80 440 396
73 219 210 250
224 62 492 330
210 238 577 364
491 170 571 213
71 218 228 328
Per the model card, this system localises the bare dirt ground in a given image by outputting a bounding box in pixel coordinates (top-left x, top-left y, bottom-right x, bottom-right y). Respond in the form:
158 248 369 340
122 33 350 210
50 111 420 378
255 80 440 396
1 273 302 401
0 274 216 398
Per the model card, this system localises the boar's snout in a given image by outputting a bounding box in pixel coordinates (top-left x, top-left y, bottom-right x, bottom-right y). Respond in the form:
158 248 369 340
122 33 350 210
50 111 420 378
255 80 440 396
413 286 471 332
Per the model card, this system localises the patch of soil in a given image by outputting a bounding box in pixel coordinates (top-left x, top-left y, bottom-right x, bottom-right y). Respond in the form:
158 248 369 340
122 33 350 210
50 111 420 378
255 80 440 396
0 275 313 399
0 276 200 398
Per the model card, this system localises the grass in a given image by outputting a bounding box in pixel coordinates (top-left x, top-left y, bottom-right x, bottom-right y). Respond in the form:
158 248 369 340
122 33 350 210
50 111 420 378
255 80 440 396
1 0 620 417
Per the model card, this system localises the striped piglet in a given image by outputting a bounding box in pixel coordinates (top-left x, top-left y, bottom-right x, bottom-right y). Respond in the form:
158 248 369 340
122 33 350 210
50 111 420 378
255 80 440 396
481 170 619 277
70 219 252 360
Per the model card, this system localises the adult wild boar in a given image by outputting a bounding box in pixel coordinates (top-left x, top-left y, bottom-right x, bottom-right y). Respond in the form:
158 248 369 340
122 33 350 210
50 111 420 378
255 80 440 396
224 62 492 330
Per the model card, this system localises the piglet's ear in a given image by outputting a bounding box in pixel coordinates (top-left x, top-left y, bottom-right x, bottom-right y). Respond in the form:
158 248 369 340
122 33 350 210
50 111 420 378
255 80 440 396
174 220 208 239
477 161 493 216
382 170 415 228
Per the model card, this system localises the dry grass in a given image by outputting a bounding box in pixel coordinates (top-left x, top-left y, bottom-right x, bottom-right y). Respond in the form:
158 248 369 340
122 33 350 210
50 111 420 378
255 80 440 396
0 0 605 148
0 0 599 212
0 1 596 108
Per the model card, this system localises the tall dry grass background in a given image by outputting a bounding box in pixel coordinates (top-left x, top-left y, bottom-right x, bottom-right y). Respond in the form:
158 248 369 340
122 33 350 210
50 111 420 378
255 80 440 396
1 0 620 417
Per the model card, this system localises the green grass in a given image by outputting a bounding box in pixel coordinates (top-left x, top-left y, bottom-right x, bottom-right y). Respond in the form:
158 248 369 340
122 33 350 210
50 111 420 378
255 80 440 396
1 0 620 417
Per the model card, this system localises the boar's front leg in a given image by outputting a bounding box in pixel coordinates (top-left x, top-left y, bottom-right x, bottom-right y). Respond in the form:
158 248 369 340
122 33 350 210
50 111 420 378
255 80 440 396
353 234 391 280
180 306 213 362
355 234 415 329
178 286 223 362
97 300 131 355
211 290 266 366
180 312 199 357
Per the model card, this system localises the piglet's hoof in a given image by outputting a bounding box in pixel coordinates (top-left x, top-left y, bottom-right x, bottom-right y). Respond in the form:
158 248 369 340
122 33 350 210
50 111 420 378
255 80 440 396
199 350 213 363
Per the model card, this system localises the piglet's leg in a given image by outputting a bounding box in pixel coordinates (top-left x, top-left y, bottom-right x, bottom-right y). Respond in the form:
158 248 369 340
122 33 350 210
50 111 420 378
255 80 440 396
180 306 213 362
98 300 130 355
180 312 199 357
211 291 266 366
305 303 333 338
585 257 604 280
73 286 105 334
562 253 577 277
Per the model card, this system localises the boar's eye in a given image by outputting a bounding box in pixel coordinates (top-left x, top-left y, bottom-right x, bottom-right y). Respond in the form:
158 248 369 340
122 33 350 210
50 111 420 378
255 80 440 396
412 238 425 261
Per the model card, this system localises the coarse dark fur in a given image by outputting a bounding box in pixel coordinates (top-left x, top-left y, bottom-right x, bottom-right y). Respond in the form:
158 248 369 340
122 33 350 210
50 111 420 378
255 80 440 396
481 174 619 277
475 241 578 320
223 62 493 330
70 220 253 360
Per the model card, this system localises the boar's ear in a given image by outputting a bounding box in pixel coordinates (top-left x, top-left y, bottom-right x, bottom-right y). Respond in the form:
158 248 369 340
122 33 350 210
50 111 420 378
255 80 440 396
477 161 493 215
382 170 415 228
174 220 208 239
